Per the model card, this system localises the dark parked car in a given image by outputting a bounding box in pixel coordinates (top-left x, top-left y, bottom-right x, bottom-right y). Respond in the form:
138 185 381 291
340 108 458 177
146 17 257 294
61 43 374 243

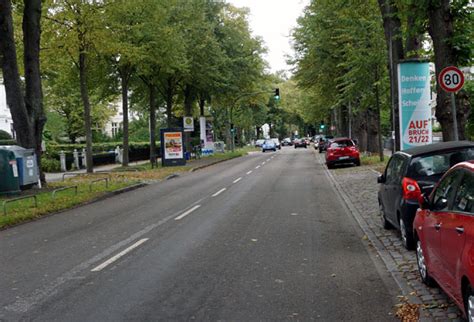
414 161 474 320
318 136 334 153
293 138 307 148
378 141 474 249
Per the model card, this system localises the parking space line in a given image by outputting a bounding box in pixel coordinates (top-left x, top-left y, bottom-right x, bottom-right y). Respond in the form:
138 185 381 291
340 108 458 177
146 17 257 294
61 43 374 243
233 177 242 184
175 205 201 221
212 188 226 197
91 238 149 272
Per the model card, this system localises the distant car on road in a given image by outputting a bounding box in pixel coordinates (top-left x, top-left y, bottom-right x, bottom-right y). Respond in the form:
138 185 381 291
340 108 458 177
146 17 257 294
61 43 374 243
378 141 474 250
325 138 360 169
262 139 277 152
282 138 292 146
272 138 281 150
414 161 474 321
293 138 307 149
255 139 265 147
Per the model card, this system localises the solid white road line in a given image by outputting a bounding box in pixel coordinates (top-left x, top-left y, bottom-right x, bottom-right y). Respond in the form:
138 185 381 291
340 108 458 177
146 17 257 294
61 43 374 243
175 205 201 221
246 170 252 175
255 165 261 169
212 188 226 197
91 238 149 272
233 177 242 183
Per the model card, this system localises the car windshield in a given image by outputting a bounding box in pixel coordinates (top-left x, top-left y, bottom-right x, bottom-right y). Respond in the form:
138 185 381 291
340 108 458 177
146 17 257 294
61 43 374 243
330 140 353 148
408 148 474 179
264 140 274 145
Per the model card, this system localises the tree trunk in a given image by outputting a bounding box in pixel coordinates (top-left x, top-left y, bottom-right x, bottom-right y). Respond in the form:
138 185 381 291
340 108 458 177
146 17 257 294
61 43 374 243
378 0 404 151
149 84 157 167
183 84 194 153
165 77 174 128
0 0 33 147
427 0 469 141
199 98 205 116
120 66 130 166
79 49 93 173
0 0 47 182
23 0 45 181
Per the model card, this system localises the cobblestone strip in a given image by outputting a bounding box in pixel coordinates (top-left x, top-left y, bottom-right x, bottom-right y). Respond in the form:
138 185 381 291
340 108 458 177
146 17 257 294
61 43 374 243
316 153 462 321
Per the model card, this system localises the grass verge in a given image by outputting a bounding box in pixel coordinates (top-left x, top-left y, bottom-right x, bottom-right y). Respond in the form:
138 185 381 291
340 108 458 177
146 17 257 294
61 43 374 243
360 154 389 173
0 177 139 229
1 147 251 229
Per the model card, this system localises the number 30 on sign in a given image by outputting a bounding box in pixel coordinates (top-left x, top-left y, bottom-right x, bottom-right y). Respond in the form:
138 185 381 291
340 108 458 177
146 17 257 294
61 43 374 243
439 66 465 93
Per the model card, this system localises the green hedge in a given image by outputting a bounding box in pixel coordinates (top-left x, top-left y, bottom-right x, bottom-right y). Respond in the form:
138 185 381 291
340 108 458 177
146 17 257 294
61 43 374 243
46 141 159 159
0 139 17 145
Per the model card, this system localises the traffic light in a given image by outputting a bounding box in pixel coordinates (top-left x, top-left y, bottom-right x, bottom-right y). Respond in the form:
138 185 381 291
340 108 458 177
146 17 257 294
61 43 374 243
274 88 280 100
320 121 325 129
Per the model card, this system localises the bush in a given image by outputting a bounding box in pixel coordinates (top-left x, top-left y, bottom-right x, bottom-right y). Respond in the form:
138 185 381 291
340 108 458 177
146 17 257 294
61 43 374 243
0 130 12 140
46 141 159 159
41 157 61 172
0 139 17 145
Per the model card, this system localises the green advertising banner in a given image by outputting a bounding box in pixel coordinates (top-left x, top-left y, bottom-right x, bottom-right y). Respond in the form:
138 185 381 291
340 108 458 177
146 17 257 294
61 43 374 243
397 61 432 150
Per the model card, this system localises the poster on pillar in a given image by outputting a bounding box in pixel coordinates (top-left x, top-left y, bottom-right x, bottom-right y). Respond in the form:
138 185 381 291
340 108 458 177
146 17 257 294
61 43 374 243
397 61 432 150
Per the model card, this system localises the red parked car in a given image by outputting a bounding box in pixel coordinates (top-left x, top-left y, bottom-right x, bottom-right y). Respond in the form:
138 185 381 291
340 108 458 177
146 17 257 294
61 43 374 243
414 161 474 320
325 137 360 169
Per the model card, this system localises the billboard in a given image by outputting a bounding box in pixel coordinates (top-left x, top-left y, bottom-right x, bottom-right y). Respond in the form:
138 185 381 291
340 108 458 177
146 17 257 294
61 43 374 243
397 61 432 150
161 129 186 166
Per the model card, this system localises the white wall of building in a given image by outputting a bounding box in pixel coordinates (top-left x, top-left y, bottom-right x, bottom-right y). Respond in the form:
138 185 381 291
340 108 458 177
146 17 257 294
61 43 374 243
0 79 14 138
104 99 139 137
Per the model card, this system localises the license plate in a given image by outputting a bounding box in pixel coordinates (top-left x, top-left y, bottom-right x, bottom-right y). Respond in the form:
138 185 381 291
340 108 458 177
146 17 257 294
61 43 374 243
339 156 349 160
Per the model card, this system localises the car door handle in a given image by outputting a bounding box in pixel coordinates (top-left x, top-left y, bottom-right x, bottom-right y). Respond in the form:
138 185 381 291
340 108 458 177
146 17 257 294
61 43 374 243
456 226 465 234
434 223 441 231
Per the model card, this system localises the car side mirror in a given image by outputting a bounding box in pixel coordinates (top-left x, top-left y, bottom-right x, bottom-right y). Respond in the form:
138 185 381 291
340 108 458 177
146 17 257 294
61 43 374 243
418 193 431 210
377 175 385 184
433 197 448 211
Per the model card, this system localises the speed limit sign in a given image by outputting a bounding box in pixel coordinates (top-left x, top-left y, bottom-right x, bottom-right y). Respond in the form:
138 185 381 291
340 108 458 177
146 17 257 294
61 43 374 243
439 66 465 92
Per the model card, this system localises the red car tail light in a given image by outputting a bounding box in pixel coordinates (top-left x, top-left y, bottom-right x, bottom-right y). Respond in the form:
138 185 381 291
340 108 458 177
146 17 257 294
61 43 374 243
402 177 421 200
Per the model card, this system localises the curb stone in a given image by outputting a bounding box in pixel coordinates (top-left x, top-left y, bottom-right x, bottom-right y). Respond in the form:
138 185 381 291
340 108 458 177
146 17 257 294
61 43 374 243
0 182 147 231
189 155 243 172
316 151 462 320
314 152 422 306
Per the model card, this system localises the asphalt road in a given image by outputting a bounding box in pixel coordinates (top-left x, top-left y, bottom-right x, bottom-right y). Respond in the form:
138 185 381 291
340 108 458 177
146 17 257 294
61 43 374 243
1 147 398 321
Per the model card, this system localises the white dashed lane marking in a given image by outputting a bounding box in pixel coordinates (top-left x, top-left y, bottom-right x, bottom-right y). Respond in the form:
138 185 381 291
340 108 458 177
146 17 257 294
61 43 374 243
91 238 149 272
233 177 242 184
175 205 201 221
246 170 252 175
212 188 226 197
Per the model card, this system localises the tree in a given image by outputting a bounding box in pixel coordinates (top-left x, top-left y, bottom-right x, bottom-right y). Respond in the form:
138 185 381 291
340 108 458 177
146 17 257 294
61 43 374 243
0 0 46 181
44 0 106 173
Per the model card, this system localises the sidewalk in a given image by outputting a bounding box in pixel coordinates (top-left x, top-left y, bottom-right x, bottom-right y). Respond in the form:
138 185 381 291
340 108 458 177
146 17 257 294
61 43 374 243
45 153 245 183
45 160 151 182
317 153 462 321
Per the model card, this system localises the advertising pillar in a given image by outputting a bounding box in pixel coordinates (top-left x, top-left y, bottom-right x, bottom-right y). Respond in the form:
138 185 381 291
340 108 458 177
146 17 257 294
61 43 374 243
160 129 186 166
397 60 432 150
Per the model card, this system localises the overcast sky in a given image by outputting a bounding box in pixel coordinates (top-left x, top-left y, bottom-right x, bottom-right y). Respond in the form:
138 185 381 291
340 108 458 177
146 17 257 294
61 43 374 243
228 0 309 73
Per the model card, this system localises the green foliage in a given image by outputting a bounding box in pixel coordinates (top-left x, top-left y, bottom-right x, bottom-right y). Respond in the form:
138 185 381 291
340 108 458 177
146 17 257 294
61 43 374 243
45 141 158 159
41 157 61 172
0 130 12 140
0 139 16 145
